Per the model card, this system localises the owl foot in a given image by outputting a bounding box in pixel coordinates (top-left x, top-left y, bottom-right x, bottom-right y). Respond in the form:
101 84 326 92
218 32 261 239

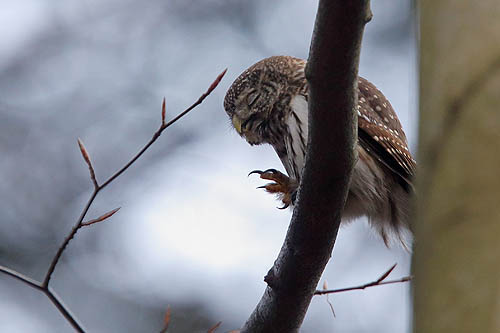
248 169 298 209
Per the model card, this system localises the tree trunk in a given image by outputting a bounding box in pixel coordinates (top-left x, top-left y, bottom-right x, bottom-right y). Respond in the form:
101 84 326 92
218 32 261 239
241 1 372 331
414 1 500 332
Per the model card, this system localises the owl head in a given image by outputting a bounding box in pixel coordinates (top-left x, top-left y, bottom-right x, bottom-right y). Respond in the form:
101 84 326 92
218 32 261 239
223 56 306 145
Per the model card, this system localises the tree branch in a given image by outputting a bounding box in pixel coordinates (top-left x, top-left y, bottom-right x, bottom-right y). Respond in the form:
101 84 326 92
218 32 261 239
0 69 226 332
315 276 412 295
314 264 412 295
0 265 44 291
241 1 371 332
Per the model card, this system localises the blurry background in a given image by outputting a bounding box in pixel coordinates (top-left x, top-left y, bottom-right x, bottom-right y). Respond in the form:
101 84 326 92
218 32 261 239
0 1 416 332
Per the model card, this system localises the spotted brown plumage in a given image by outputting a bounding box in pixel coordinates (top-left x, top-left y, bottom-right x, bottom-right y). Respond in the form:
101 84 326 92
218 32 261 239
224 56 415 245
356 77 416 190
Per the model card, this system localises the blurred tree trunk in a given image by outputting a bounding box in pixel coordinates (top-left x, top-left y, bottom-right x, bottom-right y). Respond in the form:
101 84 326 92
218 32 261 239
414 1 500 332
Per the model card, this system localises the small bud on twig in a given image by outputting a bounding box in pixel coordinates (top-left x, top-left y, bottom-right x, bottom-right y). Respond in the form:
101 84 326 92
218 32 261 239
160 305 171 333
159 69 227 131
77 138 98 188
376 263 397 283
207 321 222 333
0 68 228 333
161 97 166 126
206 68 227 95
82 207 120 227
77 138 90 165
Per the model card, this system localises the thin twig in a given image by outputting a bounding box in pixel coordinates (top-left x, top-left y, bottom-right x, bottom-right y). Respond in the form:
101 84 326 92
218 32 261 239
44 289 85 333
44 68 226 287
0 69 227 332
314 264 412 296
321 280 336 317
0 265 85 332
326 293 336 318
314 276 412 295
43 189 99 288
100 68 226 190
0 265 44 291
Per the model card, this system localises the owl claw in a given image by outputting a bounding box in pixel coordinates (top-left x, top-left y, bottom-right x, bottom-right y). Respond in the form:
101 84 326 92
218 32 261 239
248 168 280 177
278 203 290 210
248 168 298 209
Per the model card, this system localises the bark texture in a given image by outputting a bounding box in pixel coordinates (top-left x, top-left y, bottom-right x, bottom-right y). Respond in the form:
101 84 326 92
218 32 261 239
241 1 372 332
414 1 500 332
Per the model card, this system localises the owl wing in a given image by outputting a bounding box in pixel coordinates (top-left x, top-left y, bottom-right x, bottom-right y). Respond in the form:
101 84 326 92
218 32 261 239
356 77 416 191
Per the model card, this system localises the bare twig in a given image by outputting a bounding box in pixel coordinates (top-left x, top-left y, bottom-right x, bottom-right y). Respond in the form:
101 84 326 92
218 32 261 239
99 68 227 190
326 294 336 318
45 68 226 287
0 264 86 332
0 265 44 291
314 264 412 295
44 288 86 332
0 69 226 332
43 190 99 288
322 280 336 317
315 276 412 295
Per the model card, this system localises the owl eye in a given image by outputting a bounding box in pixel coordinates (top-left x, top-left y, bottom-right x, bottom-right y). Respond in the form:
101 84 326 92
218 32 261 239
242 113 258 130
246 91 261 107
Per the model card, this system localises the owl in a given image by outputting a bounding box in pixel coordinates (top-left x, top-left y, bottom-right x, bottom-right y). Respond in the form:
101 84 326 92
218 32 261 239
223 56 416 245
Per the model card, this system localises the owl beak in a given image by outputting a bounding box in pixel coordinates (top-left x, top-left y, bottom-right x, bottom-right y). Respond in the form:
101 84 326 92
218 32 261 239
232 116 243 134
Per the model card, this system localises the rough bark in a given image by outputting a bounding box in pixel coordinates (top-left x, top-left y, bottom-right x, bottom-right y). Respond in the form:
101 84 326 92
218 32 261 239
241 1 372 332
414 1 500 332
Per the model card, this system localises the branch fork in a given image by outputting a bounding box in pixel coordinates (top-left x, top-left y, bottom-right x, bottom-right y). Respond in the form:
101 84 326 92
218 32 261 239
0 69 227 332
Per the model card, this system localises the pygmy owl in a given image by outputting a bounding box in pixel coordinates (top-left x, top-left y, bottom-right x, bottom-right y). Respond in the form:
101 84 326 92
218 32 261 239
223 56 416 245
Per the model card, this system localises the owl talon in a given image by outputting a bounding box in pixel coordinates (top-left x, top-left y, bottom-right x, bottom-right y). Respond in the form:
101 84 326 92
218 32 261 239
278 202 290 210
249 168 297 209
248 170 263 177
248 168 280 177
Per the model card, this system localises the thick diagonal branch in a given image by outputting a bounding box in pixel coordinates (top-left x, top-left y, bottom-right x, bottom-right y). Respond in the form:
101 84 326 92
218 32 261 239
241 1 371 332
